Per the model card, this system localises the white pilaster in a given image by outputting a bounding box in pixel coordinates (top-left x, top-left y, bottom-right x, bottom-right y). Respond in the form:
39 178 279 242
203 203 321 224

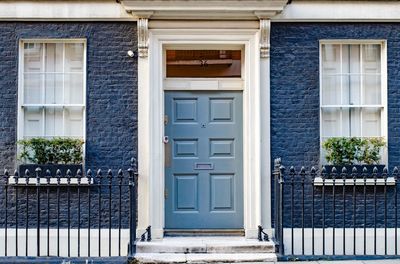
259 19 272 235
137 16 151 238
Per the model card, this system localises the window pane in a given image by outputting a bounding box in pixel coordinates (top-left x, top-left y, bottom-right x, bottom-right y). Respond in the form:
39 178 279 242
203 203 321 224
321 108 341 137
24 107 42 137
45 73 63 104
341 108 361 137
64 107 83 137
342 75 361 105
321 44 340 75
321 44 341 105
24 43 43 72
44 107 63 137
322 75 341 105
362 44 381 74
166 50 241 78
342 45 360 74
45 43 63 73
363 74 381 105
24 73 42 104
65 43 84 72
64 73 84 104
362 108 381 137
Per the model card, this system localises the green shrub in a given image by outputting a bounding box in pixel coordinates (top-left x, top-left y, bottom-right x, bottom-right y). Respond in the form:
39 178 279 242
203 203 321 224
322 137 385 165
18 137 84 164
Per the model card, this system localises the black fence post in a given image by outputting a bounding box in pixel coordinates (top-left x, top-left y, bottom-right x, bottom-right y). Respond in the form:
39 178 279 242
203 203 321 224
278 160 285 255
128 157 138 256
273 158 281 248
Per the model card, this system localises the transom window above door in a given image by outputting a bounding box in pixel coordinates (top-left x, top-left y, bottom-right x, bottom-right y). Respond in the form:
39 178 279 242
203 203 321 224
19 40 86 139
166 50 242 78
320 41 387 161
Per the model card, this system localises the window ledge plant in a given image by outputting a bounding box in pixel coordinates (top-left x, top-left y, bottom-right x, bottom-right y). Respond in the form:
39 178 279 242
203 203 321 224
18 137 84 177
322 137 386 176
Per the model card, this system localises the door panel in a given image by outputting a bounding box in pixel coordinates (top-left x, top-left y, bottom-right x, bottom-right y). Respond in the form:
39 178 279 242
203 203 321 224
165 91 243 229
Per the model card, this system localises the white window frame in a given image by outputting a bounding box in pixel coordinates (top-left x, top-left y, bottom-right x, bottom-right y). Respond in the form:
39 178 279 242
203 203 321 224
17 39 87 155
319 39 388 164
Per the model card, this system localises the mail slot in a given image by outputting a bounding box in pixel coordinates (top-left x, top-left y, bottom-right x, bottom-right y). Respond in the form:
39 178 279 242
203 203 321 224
194 162 214 170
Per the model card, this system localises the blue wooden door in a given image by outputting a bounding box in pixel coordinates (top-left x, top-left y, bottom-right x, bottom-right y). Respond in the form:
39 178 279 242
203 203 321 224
164 91 243 229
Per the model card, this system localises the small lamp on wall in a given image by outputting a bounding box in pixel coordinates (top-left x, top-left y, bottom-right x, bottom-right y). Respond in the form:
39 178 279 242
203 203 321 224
127 50 135 58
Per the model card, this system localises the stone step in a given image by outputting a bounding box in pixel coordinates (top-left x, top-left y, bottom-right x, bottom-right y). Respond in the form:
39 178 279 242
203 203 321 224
134 253 277 263
136 236 276 254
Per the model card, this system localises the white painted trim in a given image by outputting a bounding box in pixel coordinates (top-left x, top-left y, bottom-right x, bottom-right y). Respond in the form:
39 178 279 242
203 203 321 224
0 1 133 21
8 176 93 185
273 1 400 22
284 228 398 255
313 177 396 186
164 79 244 91
0 228 129 257
319 40 388 165
17 39 87 161
260 51 271 236
137 27 263 239
123 0 286 20
149 21 260 30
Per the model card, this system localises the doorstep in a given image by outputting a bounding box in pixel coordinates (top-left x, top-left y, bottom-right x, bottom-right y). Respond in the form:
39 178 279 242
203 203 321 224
135 236 277 263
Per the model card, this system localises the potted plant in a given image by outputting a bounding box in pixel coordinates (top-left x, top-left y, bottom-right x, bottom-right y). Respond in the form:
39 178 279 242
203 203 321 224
322 137 386 177
18 137 84 177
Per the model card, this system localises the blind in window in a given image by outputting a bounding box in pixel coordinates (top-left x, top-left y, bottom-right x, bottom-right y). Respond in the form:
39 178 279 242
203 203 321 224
21 42 85 139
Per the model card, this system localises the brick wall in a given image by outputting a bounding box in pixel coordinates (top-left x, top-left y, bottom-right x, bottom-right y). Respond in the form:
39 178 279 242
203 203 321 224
0 22 137 228
0 22 138 171
270 23 400 227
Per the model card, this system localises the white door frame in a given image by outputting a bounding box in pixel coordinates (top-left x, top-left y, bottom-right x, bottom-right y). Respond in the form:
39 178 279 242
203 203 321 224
137 28 263 239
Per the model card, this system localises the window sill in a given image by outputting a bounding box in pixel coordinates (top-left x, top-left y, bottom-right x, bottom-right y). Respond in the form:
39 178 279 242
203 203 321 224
313 177 396 186
8 176 93 185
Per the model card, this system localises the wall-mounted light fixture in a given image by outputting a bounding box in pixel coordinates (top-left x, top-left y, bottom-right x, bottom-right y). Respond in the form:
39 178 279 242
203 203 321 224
127 50 135 58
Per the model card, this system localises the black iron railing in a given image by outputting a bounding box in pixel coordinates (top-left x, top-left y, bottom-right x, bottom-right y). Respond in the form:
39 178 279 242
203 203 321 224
0 162 138 258
274 158 399 258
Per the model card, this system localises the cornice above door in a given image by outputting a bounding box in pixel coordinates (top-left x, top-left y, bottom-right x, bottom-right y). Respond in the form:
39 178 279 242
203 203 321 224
121 0 287 20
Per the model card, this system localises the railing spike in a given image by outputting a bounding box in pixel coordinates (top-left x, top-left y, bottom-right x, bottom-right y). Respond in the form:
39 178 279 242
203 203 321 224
362 166 368 173
394 167 399 182
383 166 388 179
341 166 347 174
25 169 30 177
331 166 337 174
352 166 358 174
66 169 72 177
321 166 327 179
289 166 295 174
373 166 378 174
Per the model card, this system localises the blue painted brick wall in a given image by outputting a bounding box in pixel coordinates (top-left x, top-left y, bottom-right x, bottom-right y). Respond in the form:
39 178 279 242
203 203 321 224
270 23 400 228
0 22 137 228
0 22 138 171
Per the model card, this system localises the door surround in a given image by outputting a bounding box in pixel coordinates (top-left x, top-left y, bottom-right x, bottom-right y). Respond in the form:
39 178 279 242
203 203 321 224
137 27 263 239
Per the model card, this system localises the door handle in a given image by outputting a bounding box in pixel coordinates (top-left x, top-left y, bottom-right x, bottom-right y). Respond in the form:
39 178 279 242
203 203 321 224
163 136 169 144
